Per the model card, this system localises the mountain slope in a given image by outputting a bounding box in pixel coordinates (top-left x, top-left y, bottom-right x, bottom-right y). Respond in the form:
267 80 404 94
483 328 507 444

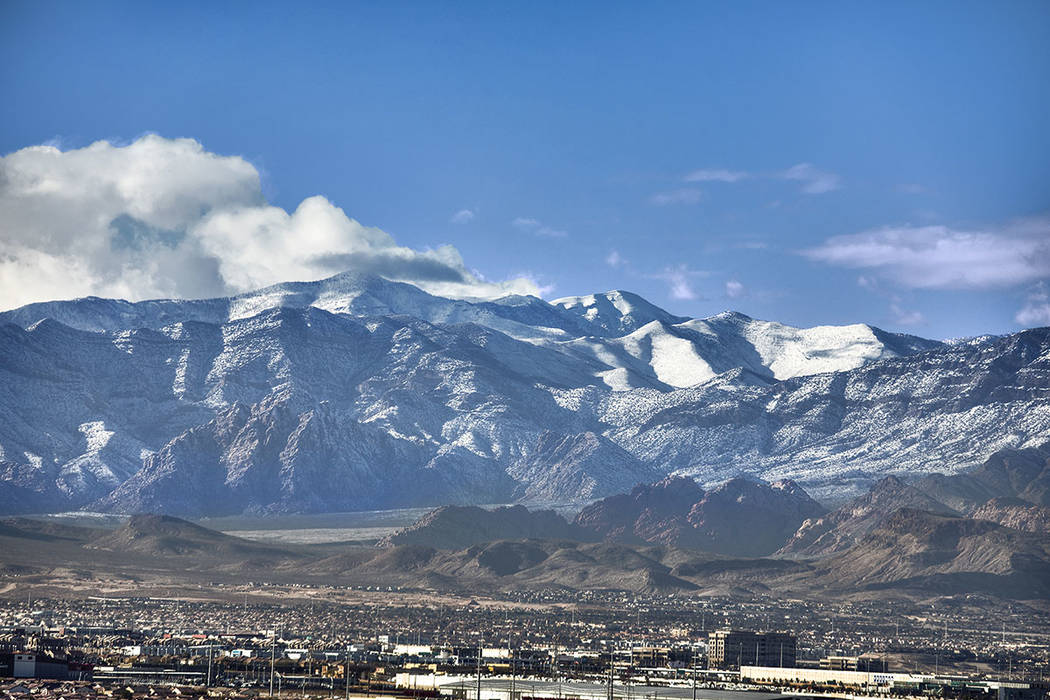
4 509 1050 599
1 272 941 392
89 513 295 561
815 509 1050 598
611 328 1050 501
551 290 689 336
971 497 1050 534
556 310 942 390
1 273 1049 516
916 444 1050 513
378 505 595 550
0 272 594 342
682 478 826 556
574 476 825 556
779 476 959 556
508 431 660 503
575 476 707 545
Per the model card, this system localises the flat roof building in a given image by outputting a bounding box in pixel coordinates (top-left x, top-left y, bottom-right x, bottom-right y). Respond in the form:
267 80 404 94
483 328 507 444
819 655 888 672
0 653 82 680
741 665 1044 700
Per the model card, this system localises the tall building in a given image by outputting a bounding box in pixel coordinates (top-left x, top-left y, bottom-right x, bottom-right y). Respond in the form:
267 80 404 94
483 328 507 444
707 630 796 670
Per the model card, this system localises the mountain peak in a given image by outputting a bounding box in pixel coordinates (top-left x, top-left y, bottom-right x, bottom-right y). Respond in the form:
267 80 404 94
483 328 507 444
707 310 754 323
551 290 688 336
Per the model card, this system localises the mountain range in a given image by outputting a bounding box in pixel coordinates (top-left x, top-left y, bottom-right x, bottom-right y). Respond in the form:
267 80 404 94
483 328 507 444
4 481 1049 599
385 443 1050 558
2 445 1049 600
353 448 1050 598
2 270 1049 516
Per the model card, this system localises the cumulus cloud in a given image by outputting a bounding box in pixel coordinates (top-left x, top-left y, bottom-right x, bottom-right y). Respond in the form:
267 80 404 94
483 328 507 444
1016 284 1050 327
803 219 1050 290
781 163 841 194
0 135 542 310
450 208 475 224
684 168 748 183
512 217 567 238
605 250 626 268
649 188 702 206
725 279 745 299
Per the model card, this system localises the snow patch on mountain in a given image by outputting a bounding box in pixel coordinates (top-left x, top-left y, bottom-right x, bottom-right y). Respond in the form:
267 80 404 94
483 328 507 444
552 290 689 336
615 322 716 388
1 272 1045 515
79 421 114 452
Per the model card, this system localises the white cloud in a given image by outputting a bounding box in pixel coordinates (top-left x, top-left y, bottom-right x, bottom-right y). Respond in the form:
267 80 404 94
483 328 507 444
1016 284 1050 327
889 303 924 327
649 188 702 206
450 208 475 224
803 219 1050 290
508 271 556 298
781 163 841 194
684 168 748 183
0 136 543 310
605 250 626 268
512 217 567 238
725 279 745 299
667 272 696 300
653 264 703 300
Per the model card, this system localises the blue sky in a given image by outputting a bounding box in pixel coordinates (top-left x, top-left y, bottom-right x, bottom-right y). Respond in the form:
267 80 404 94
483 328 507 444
1 1 1048 338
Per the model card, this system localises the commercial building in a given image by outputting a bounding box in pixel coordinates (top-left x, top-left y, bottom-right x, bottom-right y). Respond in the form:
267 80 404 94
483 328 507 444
740 666 1045 700
0 653 88 680
631 647 671 667
819 655 888 672
706 630 795 669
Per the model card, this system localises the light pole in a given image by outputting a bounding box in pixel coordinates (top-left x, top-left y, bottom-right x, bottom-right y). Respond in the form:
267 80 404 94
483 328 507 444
510 642 516 700
270 635 277 698
691 647 697 700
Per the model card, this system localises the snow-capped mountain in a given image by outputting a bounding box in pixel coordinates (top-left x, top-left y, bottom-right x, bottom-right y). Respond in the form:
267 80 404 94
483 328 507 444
551 290 690 336
1 271 942 392
1 271 1047 516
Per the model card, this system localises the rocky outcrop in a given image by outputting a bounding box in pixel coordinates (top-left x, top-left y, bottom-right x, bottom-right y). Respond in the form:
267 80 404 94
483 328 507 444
917 445 1050 513
575 476 825 556
971 497 1050 534
681 478 826 556
816 509 1050 599
779 476 958 556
